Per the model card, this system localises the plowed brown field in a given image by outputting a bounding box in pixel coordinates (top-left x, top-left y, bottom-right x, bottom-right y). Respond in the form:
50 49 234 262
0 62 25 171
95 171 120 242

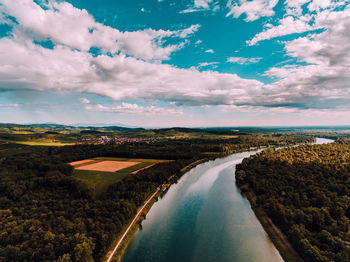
69 159 95 166
75 160 140 172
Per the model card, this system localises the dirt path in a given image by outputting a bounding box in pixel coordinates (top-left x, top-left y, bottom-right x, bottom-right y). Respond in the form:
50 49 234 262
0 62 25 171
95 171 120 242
106 188 160 262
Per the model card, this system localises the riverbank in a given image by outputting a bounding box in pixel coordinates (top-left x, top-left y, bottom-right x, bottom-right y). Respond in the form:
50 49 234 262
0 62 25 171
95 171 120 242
243 189 303 262
104 158 208 262
237 138 334 262
105 139 320 262
105 188 161 262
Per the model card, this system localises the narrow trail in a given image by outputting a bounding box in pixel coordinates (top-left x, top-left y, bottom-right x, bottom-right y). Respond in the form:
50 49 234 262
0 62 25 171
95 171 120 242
106 188 160 262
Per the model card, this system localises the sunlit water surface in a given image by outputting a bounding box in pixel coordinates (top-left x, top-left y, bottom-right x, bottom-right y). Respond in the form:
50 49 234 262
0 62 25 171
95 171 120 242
121 138 333 262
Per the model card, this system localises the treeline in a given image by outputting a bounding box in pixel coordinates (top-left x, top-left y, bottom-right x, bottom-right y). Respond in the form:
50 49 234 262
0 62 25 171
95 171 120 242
0 134 313 261
48 134 314 162
236 141 350 262
0 151 187 261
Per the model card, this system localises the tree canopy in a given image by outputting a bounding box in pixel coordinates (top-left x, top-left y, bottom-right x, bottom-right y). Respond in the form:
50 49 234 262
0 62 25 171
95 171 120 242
236 141 350 262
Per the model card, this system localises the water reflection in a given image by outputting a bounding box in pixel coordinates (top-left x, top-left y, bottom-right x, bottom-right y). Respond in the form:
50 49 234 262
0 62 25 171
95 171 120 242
121 138 333 262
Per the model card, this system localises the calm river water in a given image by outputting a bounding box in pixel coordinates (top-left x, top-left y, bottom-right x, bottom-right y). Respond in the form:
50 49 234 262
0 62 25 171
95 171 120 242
121 138 333 262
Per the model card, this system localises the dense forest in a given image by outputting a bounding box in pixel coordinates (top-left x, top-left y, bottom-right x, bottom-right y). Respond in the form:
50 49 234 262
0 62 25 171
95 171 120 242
0 134 313 261
236 140 350 262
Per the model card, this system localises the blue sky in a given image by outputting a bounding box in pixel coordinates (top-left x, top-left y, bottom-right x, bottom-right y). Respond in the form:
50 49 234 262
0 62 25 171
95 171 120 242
0 0 350 127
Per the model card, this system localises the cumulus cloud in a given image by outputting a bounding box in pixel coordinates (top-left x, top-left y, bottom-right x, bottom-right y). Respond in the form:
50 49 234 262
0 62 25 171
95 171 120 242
79 98 91 104
247 16 316 45
79 97 183 115
0 0 199 61
262 4 350 108
226 0 279 21
248 0 350 45
197 62 219 69
205 49 214 53
177 24 201 38
215 2 350 110
83 102 183 115
227 56 262 64
0 35 264 106
0 1 264 111
180 0 215 13
1 0 350 115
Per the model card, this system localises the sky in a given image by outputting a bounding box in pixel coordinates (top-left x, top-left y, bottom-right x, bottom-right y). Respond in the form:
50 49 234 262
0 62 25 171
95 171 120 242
0 0 350 127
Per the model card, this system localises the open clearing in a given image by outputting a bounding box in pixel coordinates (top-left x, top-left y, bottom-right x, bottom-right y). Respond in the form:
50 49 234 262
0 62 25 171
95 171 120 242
70 157 169 196
76 160 140 172
13 140 75 146
69 159 95 166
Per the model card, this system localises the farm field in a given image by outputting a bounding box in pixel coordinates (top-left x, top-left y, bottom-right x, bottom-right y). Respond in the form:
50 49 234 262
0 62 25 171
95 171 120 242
70 157 169 196
13 140 76 146
76 160 140 172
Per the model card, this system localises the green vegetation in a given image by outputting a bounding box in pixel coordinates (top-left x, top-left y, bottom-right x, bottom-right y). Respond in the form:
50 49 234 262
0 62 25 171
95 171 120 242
236 140 350 262
3 123 349 146
14 140 75 146
0 132 78 146
0 145 187 261
72 158 166 196
0 124 315 261
73 170 130 197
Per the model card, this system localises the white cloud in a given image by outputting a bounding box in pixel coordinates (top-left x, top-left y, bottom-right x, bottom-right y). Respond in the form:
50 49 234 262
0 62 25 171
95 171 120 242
177 24 201 38
227 56 262 64
249 0 350 45
179 8 200 14
226 0 279 21
0 28 264 108
197 61 219 68
84 102 183 115
248 16 316 45
285 0 311 16
195 0 213 9
79 98 90 104
205 49 214 53
0 103 19 108
0 0 198 61
262 5 350 108
2 0 350 114
308 0 332 11
180 0 214 13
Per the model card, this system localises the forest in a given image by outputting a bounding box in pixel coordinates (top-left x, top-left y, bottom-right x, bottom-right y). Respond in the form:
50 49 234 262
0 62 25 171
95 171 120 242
236 140 350 262
0 133 313 261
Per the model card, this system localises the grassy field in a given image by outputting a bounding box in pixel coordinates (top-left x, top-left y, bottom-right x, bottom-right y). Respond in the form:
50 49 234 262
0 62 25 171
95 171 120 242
73 170 131 196
13 140 76 146
71 157 168 197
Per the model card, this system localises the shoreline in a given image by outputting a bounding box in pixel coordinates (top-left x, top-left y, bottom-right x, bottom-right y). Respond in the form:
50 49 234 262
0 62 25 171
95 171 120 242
104 158 208 262
105 188 161 262
238 137 333 262
242 188 303 262
104 140 317 262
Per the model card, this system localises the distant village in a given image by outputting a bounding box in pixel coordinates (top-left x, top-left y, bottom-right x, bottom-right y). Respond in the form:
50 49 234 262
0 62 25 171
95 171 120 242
80 136 152 144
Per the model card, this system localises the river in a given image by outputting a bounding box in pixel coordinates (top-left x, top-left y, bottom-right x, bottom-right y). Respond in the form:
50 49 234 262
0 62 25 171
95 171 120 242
120 137 334 262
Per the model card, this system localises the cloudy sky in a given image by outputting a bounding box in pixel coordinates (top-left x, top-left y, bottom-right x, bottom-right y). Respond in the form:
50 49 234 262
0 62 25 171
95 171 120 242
0 0 350 127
